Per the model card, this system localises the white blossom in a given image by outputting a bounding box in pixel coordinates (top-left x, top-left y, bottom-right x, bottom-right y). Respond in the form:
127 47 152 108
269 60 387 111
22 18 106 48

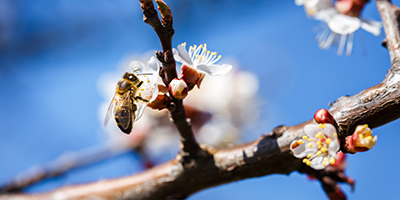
290 123 340 170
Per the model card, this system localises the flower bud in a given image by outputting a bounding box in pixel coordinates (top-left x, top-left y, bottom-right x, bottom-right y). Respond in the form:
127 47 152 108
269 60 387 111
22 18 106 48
345 124 377 153
335 0 369 17
314 109 335 125
169 78 188 100
147 85 170 110
181 65 204 90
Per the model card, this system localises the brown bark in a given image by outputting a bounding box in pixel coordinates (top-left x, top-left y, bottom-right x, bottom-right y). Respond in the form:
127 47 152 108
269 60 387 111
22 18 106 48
1 0 400 199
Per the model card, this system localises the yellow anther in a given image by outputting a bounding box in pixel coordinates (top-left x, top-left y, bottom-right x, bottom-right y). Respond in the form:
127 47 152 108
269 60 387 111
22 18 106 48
317 140 322 145
141 89 144 91
315 132 322 138
193 45 197 48
359 134 364 139
326 138 331 145
318 144 322 149
307 154 312 158
322 158 329 166
303 158 308 163
147 80 150 83
182 42 186 46
204 43 207 47
143 75 146 77
199 44 203 48
308 143 313 148
297 140 304 145
365 135 373 141
361 124 369 130
318 124 327 129
302 135 308 140
316 151 322 156
365 129 372 136
330 158 336 165
218 55 222 59
321 147 327 153
306 160 311 166
212 52 217 55
334 133 338 138
134 68 139 71
207 50 210 54
308 138 312 142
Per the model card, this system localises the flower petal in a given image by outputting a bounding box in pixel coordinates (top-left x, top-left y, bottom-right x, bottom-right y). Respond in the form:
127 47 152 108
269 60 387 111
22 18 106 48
314 8 337 22
290 141 307 158
328 138 340 153
328 14 361 35
149 84 159 103
295 0 305 6
304 124 320 139
196 64 232 76
322 123 336 138
310 155 326 170
361 20 382 36
134 103 147 122
173 44 193 66
147 56 160 84
129 61 147 74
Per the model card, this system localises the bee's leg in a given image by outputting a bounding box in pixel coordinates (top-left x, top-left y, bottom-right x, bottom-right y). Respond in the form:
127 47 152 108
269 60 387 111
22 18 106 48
134 96 149 103
137 81 144 88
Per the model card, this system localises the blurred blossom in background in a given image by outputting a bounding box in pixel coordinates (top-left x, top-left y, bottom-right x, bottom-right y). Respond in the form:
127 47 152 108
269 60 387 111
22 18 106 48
1 0 400 199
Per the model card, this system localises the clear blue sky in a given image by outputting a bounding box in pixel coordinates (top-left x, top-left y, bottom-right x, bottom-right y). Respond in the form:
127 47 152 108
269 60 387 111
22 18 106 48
0 0 399 199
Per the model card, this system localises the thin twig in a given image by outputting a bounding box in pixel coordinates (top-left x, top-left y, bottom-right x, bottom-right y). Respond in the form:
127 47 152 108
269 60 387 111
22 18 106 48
139 0 203 158
2 1 400 199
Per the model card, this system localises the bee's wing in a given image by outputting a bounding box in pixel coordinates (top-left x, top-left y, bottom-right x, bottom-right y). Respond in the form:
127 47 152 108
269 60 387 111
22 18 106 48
104 93 118 127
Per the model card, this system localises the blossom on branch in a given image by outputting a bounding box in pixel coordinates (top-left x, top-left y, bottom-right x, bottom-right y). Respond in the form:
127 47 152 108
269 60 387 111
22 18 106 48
291 123 340 170
345 124 377 153
173 42 233 88
296 0 382 56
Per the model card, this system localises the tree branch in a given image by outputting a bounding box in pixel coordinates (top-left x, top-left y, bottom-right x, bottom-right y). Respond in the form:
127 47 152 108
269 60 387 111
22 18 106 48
139 0 203 158
1 1 400 199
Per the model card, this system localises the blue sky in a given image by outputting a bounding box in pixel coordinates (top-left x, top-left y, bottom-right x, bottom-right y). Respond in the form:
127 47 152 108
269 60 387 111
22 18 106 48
0 0 399 199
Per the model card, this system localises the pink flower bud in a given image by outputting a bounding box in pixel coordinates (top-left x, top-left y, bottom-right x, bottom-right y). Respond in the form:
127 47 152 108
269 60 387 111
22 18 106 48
345 124 377 154
169 78 188 100
147 85 170 110
181 65 204 90
314 109 335 125
335 0 369 17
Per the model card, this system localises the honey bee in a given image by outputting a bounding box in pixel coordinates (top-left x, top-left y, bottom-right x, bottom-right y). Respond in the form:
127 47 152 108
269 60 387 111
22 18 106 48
104 72 151 134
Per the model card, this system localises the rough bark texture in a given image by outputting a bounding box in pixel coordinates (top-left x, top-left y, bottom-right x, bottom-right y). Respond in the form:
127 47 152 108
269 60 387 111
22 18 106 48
1 0 400 199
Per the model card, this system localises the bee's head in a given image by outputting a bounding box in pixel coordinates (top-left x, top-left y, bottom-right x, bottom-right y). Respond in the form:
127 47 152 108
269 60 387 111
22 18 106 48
123 72 140 84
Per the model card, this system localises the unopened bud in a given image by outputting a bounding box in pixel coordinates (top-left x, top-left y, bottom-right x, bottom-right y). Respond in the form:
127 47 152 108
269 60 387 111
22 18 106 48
147 85 170 110
181 65 204 90
345 124 377 153
335 0 369 17
169 78 188 100
314 109 335 125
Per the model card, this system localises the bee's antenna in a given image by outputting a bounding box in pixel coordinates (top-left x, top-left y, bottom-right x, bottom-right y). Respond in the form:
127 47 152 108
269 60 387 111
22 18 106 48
136 73 153 76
